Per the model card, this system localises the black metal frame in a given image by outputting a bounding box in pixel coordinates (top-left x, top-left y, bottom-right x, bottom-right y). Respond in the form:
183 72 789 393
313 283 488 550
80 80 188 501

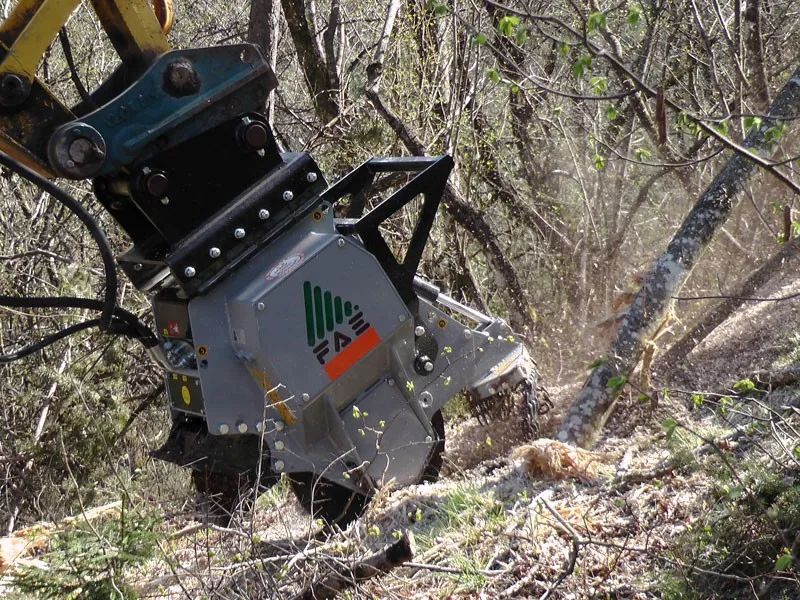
325 156 453 303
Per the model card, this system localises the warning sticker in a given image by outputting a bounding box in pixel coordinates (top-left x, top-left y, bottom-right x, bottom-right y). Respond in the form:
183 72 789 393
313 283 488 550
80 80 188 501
265 253 304 281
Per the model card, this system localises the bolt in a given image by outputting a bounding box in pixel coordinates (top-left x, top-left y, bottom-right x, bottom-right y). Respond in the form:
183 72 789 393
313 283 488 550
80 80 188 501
488 386 496 395
184 266 196 278
256 302 265 311
420 391 433 407
160 197 169 205
426 435 433 443
133 263 143 271
275 420 285 431
234 228 246 239
219 423 230 435
337 238 345 248
301 393 310 402
209 247 221 258
274 460 285 471
143 170 169 197
387 378 395 387
68 137 104 165
256 421 264 433
65 160 75 169
428 312 435 322
165 59 199 95
237 421 248 433
239 119 269 150
258 209 270 220
274 440 284 451
424 361 434 373
414 325 425 337
0 73 29 107
306 172 318 183
398 314 406 322
282 190 294 202
464 329 472 339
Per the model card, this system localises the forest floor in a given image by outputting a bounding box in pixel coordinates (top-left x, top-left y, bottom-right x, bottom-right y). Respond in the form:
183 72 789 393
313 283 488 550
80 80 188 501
5 271 800 599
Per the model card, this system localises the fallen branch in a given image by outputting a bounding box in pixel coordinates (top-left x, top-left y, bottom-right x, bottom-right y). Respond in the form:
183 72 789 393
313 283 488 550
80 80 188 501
292 531 415 600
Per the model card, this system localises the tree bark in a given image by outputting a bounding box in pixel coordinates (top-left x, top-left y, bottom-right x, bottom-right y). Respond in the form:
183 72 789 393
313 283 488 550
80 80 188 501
247 0 281 124
556 64 800 448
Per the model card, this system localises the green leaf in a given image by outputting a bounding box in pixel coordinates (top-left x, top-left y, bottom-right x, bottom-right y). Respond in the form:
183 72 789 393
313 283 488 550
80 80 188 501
588 357 605 369
497 15 520 36
637 392 651 404
475 32 488 44
726 485 743 499
510 83 520 93
572 55 592 78
606 105 618 120
733 378 755 392
634 147 652 161
606 375 627 392
627 3 643 26
743 115 761 132
691 393 704 408
590 75 607 94
515 27 528 44
593 153 606 170
432 1 448 16
661 417 678 439
587 12 607 32
487 68 501 84
713 119 729 136
775 551 792 571
559 41 570 56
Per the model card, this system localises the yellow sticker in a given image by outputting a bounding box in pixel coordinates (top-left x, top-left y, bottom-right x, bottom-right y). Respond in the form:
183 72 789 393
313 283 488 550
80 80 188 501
181 385 191 405
181 375 187 382
171 373 178 380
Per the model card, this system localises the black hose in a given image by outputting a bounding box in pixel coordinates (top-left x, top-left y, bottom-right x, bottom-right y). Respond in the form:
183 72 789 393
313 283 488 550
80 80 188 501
0 150 117 331
0 318 100 363
0 295 158 346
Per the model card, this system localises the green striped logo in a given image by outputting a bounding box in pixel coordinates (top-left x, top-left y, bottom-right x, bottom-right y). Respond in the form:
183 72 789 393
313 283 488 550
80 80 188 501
303 281 357 347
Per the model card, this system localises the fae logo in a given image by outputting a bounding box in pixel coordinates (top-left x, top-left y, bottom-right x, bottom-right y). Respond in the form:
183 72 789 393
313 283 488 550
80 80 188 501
303 281 380 380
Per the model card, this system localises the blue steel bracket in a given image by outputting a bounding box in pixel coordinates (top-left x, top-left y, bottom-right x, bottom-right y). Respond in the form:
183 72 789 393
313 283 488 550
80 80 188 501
46 44 277 179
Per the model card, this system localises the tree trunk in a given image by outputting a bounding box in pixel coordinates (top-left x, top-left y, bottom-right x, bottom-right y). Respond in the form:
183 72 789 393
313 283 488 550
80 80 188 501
247 0 281 124
556 64 800 448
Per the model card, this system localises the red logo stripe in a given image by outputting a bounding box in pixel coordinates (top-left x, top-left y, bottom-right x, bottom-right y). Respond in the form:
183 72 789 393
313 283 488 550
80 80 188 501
323 327 380 380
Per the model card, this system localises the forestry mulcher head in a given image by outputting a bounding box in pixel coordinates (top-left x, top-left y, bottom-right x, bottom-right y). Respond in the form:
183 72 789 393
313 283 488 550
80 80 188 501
0 22 548 524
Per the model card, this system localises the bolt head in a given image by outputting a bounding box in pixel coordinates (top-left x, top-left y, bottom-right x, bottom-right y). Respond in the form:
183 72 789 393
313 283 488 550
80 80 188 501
275 420 285 431
240 120 268 150
144 170 169 197
301 393 310 402
464 329 472 339
160 197 170 205
282 190 294 202
234 228 246 239
237 422 248 433
256 302 266 311
218 423 230 435
274 440 284 451
426 435 433 443
184 266 196 278
414 325 425 337
398 314 406 322
337 238 345 248
424 361 434 373
387 378 395 386
256 421 264 432
133 263 143 271
209 247 221 258
274 460 285 471
306 172 318 183
258 209 270 220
